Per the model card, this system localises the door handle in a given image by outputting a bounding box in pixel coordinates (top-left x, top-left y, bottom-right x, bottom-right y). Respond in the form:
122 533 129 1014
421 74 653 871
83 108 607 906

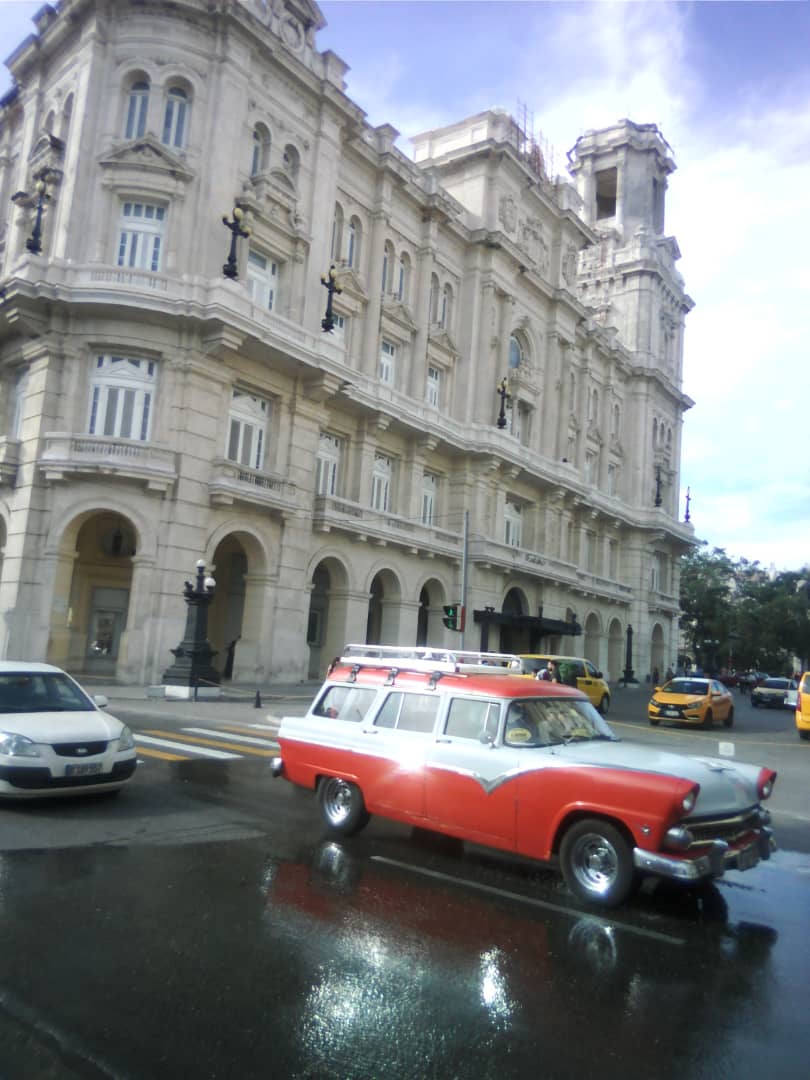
435 737 451 744
361 728 379 735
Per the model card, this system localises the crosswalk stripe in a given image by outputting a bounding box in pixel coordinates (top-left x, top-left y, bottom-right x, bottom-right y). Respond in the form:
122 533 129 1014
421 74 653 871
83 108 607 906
136 747 186 761
183 726 278 748
135 734 239 760
140 729 275 757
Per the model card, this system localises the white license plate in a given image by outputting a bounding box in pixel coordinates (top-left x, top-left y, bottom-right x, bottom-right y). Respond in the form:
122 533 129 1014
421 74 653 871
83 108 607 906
736 844 759 871
65 762 103 777
664 709 679 717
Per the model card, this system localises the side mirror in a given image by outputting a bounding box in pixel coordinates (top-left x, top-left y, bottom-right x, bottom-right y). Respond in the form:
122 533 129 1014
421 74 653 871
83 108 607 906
478 731 495 747
93 694 109 708
595 671 603 679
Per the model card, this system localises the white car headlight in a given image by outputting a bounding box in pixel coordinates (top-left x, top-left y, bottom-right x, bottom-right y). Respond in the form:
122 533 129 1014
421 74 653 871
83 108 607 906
0 731 42 757
117 725 135 752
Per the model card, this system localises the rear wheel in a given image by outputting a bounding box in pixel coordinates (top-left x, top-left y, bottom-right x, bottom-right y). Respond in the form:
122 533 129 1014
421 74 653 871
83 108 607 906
703 710 713 730
723 707 734 729
317 777 370 835
559 818 636 908
598 695 610 717
800 730 810 741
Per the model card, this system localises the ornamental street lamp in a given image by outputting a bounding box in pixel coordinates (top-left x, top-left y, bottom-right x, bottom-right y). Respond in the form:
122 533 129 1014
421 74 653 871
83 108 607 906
162 560 221 698
684 486 691 523
12 171 55 255
222 206 250 279
320 264 343 332
496 377 510 429
622 624 636 685
654 466 662 507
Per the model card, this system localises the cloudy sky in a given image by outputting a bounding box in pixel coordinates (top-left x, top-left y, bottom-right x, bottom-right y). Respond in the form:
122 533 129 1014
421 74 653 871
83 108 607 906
2 0 808 571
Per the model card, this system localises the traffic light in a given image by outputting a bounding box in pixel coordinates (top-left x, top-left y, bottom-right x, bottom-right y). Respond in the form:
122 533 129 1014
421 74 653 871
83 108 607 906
442 604 465 632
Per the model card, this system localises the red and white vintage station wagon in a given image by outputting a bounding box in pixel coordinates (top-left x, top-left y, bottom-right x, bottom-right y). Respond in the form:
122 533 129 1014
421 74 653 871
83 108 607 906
272 646 777 907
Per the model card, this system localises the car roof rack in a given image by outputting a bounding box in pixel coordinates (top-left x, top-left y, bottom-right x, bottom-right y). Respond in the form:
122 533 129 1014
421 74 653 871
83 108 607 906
336 644 523 677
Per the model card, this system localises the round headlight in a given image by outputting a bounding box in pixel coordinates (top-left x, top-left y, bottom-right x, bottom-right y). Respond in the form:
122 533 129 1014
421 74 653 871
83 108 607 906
682 790 697 813
760 779 773 799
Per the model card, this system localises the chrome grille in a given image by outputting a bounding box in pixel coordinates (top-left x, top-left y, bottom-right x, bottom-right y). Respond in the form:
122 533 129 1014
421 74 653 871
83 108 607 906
52 740 108 758
686 807 761 846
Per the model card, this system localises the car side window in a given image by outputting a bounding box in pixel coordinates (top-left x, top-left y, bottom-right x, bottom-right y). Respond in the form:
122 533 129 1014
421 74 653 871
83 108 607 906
312 685 376 722
445 698 500 741
375 692 439 733
585 661 598 678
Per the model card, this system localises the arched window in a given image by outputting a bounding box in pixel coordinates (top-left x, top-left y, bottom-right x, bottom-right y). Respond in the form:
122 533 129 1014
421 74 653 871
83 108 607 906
346 216 362 268
509 335 523 369
125 79 149 139
397 253 410 302
282 143 300 181
44 110 55 134
440 283 453 329
162 86 189 148
428 274 440 323
589 388 599 422
652 418 658 446
611 403 621 436
381 240 395 294
331 204 344 261
251 125 271 176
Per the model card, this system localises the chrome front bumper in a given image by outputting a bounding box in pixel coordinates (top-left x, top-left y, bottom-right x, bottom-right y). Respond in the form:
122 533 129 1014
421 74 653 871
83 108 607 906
270 755 284 778
634 827 775 882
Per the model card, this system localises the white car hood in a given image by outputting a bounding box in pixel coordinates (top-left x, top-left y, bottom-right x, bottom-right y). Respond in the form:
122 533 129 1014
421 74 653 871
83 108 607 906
0 709 124 743
556 740 764 816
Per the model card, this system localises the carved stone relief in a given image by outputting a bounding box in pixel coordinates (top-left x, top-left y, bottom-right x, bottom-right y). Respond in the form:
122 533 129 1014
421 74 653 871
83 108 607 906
498 195 517 234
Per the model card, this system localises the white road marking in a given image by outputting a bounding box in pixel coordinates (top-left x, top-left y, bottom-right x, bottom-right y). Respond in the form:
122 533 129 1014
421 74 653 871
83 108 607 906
134 734 239 759
182 727 278 747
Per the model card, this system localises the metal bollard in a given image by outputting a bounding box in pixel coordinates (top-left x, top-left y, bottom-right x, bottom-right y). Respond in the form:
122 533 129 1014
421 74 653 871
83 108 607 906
254 689 262 708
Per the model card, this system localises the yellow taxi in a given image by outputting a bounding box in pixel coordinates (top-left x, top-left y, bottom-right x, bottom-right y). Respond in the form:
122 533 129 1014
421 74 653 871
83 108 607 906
796 672 810 741
518 654 611 715
648 676 734 730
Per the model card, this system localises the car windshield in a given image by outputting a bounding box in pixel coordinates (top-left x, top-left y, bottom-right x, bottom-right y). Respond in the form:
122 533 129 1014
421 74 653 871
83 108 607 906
0 672 94 713
666 679 709 695
763 679 788 689
504 698 615 747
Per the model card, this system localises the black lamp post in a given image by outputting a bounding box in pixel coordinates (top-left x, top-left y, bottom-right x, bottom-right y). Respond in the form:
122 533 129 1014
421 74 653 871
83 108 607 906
622 624 636 685
654 466 662 507
26 179 50 254
320 265 342 332
222 206 250 279
684 486 691 523
162 560 221 696
496 377 510 429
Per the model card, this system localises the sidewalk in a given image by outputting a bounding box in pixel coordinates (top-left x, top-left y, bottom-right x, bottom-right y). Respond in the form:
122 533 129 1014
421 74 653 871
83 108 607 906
73 677 321 727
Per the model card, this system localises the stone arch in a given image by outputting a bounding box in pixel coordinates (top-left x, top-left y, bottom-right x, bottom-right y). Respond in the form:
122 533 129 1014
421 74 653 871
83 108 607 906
365 567 403 645
305 554 351 679
499 585 529 653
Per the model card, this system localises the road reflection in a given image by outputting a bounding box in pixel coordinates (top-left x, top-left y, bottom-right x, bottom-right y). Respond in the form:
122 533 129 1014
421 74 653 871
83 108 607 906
260 837 779 1079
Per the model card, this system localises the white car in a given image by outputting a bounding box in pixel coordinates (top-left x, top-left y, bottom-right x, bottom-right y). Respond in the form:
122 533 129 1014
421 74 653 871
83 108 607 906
0 662 137 799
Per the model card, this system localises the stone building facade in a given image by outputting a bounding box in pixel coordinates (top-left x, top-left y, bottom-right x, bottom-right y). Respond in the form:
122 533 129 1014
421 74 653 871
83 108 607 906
0 0 694 686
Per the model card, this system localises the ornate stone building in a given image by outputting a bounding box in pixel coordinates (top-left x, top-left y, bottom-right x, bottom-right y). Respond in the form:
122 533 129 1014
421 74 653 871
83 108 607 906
0 0 694 686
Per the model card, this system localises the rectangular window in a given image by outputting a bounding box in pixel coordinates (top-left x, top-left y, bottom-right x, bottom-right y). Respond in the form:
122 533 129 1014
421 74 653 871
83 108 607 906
421 472 437 526
11 369 29 438
380 340 396 385
88 355 156 441
316 433 342 496
445 699 501 741
247 250 278 312
227 390 269 470
117 201 166 272
504 501 523 548
426 365 441 408
330 313 347 342
371 452 392 512
375 692 439 734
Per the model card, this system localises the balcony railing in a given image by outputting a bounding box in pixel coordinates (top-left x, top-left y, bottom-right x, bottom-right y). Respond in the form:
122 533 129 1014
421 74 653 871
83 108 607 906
208 459 298 515
0 438 21 486
38 433 177 493
313 494 462 558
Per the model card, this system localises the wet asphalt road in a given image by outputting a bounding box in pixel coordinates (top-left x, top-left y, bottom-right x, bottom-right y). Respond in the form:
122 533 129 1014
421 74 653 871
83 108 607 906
1 688 808 1079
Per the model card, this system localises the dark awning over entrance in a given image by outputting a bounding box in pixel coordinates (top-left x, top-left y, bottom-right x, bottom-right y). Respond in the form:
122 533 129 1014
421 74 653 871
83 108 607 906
472 608 581 652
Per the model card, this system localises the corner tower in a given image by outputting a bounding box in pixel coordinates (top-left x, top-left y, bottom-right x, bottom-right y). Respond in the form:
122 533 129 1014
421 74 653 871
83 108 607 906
568 120 694 382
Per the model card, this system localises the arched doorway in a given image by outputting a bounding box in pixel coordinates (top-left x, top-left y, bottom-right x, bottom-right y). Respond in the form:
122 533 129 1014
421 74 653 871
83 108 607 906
366 569 402 645
583 612 601 667
49 511 138 677
608 618 623 683
207 536 248 679
306 557 350 679
499 587 528 653
416 578 446 646
650 623 665 684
